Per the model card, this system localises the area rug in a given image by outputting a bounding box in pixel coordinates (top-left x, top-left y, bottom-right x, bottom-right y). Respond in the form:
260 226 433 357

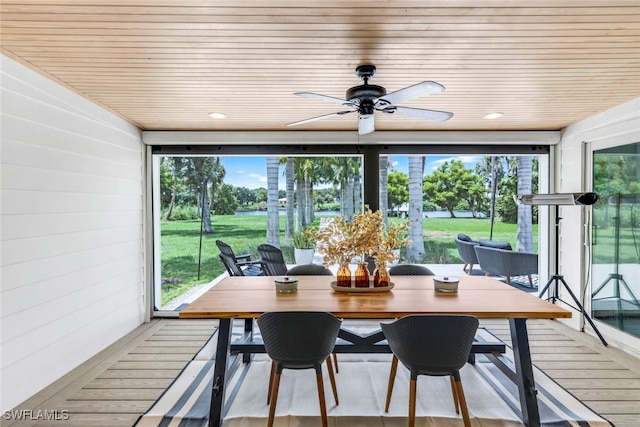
135 328 612 427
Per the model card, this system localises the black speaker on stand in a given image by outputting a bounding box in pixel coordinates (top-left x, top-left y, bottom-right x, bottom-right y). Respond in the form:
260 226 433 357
516 192 608 346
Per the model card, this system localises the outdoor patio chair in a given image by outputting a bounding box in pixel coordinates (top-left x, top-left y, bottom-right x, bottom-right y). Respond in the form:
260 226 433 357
257 244 288 276
389 264 434 275
381 315 479 427
455 234 480 275
474 245 538 288
215 240 263 277
257 311 341 427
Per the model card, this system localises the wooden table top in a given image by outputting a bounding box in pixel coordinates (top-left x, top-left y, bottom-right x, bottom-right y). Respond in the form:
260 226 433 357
179 275 572 320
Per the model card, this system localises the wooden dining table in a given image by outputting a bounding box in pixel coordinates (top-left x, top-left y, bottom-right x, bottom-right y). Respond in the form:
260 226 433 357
180 274 571 427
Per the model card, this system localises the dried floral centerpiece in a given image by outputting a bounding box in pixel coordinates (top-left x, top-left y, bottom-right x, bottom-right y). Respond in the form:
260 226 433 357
308 208 409 287
372 220 410 286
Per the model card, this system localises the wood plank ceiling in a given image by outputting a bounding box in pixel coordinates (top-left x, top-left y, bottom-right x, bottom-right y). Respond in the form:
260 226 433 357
1 0 639 133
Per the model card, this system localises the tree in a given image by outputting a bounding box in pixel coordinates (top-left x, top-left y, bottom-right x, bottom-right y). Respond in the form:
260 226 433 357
234 186 255 206
285 157 295 240
516 156 534 252
593 155 631 229
423 160 486 217
406 156 425 262
379 156 389 221
161 157 188 220
266 157 280 246
475 156 507 239
185 157 225 234
212 183 238 215
255 188 268 203
387 170 409 215
495 157 539 224
332 157 357 219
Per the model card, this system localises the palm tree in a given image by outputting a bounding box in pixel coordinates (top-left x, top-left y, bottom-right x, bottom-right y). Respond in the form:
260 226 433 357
284 157 294 240
294 158 310 229
266 156 280 247
407 156 425 262
476 156 507 239
516 156 534 252
379 156 389 222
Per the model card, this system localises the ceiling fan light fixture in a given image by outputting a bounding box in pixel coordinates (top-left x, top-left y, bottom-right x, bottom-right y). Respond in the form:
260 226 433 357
483 112 504 120
208 112 227 119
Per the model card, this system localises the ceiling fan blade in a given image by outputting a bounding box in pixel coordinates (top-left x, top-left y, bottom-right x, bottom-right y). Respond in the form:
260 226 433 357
381 106 453 122
358 114 375 135
294 92 354 107
379 81 445 105
287 110 355 127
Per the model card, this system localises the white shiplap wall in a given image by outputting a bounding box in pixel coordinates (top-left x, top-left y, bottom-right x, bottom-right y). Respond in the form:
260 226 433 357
557 97 640 351
0 54 145 410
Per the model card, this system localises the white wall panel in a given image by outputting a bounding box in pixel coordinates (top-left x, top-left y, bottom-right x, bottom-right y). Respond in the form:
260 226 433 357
0 54 145 411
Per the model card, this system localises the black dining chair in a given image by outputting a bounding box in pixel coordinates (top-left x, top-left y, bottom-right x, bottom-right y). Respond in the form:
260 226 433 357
215 240 263 276
388 264 435 276
257 243 288 276
381 315 479 427
286 263 333 276
284 263 340 372
257 311 341 427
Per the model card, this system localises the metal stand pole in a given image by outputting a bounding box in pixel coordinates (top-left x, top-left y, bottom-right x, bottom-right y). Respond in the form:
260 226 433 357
538 205 608 346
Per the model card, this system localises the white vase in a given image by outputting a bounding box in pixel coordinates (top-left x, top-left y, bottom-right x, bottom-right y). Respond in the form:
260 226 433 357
294 248 315 265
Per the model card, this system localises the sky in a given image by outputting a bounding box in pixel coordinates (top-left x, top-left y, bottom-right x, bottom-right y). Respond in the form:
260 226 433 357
219 155 484 190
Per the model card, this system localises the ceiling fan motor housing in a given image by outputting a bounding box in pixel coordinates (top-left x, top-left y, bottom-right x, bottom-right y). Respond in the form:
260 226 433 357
345 84 387 102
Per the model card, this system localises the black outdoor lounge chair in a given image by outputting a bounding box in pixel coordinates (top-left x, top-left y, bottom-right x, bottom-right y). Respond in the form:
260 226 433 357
215 240 263 277
257 243 288 276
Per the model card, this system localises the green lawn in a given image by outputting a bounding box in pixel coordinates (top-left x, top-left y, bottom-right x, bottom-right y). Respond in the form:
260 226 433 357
159 214 536 305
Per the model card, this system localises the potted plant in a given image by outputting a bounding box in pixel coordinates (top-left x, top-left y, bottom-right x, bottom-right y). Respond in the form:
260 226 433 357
290 228 317 265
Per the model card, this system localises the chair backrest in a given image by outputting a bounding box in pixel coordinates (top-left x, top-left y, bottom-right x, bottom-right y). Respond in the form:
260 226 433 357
455 238 479 264
286 264 333 276
219 254 243 276
257 312 341 368
381 315 479 376
473 245 538 276
216 240 245 276
388 264 434 276
257 243 288 276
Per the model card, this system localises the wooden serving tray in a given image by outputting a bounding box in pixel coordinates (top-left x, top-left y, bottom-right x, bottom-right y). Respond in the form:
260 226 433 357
330 281 395 292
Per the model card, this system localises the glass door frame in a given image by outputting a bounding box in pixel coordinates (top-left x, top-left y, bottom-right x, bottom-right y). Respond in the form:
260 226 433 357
586 137 640 355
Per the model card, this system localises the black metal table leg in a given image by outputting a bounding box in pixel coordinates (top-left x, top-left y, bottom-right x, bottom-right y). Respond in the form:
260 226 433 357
509 318 540 427
242 318 253 363
208 318 232 427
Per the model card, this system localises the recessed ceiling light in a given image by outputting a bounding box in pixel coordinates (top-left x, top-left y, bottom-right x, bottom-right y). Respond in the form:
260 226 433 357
483 112 504 120
208 112 227 119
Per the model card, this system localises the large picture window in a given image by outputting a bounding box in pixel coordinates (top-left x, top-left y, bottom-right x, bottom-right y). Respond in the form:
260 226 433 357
150 146 548 314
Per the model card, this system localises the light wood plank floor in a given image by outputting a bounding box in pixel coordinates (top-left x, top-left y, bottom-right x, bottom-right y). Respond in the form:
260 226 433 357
4 318 640 427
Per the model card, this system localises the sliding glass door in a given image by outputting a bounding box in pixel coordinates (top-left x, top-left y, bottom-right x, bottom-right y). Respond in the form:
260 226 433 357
591 142 640 338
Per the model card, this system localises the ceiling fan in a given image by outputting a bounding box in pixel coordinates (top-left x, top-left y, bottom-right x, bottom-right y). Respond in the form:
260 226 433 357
286 64 453 135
